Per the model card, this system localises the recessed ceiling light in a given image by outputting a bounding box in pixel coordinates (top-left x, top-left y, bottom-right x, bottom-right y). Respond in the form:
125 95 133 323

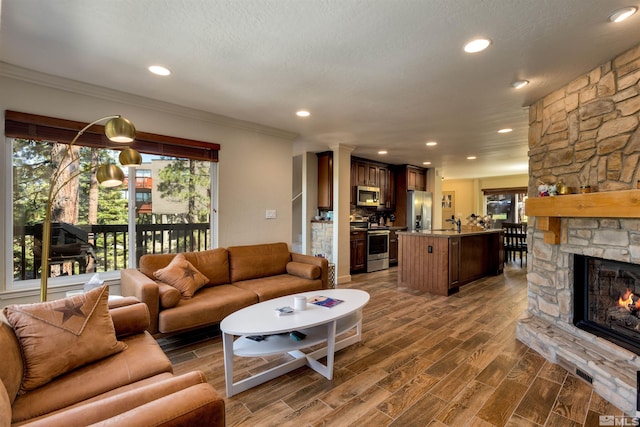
426 141 438 146
296 110 310 117
378 150 387 155
148 65 171 76
609 7 637 22
512 80 529 89
464 38 491 53
467 156 477 160
498 128 513 133
423 161 431 165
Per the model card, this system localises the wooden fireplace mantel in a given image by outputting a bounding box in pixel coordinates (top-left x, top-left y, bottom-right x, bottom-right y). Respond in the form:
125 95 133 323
525 189 640 244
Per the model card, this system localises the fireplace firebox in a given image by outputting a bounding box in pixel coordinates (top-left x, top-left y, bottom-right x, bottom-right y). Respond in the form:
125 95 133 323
574 255 640 355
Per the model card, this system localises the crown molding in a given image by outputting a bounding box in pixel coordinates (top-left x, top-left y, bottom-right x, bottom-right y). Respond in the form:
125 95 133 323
0 62 299 141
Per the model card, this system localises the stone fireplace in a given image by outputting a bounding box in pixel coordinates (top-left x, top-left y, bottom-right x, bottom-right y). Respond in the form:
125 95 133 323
517 218 640 414
516 43 640 415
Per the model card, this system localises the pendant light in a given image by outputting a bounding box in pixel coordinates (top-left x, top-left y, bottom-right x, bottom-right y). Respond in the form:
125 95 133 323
96 163 125 187
119 147 143 168
105 116 136 143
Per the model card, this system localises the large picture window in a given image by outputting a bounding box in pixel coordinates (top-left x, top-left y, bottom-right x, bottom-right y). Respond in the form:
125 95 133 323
5 111 219 291
483 187 527 227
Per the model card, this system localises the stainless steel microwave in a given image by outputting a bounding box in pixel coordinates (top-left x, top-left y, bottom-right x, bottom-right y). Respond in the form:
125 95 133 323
356 186 380 207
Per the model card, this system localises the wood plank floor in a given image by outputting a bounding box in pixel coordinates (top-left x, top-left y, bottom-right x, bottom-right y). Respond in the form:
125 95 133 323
158 263 625 427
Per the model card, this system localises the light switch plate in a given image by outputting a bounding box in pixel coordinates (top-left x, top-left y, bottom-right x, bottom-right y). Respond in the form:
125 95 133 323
266 209 277 219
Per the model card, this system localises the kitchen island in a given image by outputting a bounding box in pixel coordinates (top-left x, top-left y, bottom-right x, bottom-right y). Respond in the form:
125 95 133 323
397 229 504 296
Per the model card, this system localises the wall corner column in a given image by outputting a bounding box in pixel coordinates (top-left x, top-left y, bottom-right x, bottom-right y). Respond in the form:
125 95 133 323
329 144 355 286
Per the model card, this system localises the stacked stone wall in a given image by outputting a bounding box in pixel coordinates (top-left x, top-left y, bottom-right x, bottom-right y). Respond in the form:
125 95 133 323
528 44 640 193
311 221 333 261
520 42 640 416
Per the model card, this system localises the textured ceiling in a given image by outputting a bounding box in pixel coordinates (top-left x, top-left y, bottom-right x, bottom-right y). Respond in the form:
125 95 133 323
2 0 640 178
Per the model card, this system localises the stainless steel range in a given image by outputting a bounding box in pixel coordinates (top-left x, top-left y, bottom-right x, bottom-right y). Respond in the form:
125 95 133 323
350 221 390 273
366 228 390 272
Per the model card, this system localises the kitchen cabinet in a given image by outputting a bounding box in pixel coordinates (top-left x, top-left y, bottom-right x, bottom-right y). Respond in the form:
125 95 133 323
388 168 396 209
351 157 396 210
406 166 426 191
393 164 428 227
317 151 333 210
377 166 395 210
350 162 357 204
367 164 379 187
352 159 382 187
350 230 366 272
389 229 399 264
353 161 367 186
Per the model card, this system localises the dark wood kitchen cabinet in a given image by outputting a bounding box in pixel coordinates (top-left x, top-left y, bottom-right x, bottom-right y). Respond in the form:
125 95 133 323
367 163 378 187
352 159 379 187
350 230 366 272
378 166 395 210
351 157 396 210
406 166 427 191
317 151 333 210
389 229 400 264
393 165 428 227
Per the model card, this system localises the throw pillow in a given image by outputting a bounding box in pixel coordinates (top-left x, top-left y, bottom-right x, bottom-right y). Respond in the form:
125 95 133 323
286 262 321 280
153 253 209 298
157 282 182 308
3 285 126 393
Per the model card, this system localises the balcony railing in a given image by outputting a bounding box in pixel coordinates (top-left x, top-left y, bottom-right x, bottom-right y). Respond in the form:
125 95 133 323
14 223 210 280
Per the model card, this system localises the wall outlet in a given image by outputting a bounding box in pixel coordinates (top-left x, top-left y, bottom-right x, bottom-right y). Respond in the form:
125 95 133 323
265 209 277 219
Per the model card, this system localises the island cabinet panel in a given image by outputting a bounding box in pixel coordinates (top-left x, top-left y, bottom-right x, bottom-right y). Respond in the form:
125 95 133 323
397 230 503 296
459 235 489 284
398 234 449 295
449 237 460 287
389 229 404 265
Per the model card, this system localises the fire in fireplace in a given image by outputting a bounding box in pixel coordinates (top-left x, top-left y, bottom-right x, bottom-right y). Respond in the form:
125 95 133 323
574 255 640 355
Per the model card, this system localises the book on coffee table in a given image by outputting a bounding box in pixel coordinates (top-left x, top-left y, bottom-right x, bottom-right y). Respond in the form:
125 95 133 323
308 295 344 308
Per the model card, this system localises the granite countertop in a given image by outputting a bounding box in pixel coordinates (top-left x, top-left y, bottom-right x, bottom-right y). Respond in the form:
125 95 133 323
396 228 503 237
350 226 408 231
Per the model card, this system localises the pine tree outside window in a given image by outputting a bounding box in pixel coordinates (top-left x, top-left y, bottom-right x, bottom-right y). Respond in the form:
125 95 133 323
5 111 220 292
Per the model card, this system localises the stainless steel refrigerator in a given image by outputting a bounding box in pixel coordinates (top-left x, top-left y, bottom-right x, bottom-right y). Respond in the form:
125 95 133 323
407 190 433 232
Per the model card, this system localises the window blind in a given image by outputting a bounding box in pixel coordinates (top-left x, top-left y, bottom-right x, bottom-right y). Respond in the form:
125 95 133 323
5 110 219 162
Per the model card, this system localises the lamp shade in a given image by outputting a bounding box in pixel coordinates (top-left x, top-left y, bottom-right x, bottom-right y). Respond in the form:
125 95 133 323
119 147 143 167
96 164 125 187
105 116 136 143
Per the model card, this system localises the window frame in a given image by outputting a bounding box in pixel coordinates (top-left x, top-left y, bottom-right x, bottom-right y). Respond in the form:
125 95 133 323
3 111 220 292
482 187 528 225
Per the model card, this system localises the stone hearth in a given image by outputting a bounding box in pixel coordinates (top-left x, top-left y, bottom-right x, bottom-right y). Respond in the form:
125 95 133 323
516 217 640 414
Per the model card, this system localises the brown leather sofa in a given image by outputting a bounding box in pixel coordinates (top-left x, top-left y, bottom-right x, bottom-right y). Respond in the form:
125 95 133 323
1 296 225 426
121 242 329 335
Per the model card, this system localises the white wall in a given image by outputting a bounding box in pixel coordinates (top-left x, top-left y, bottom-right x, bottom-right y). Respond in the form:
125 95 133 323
0 64 297 297
442 173 529 220
292 155 303 253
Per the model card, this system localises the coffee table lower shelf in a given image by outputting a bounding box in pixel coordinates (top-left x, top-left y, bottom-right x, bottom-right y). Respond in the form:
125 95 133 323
222 310 362 397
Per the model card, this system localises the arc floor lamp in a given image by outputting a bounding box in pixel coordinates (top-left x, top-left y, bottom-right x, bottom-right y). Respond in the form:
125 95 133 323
40 115 141 302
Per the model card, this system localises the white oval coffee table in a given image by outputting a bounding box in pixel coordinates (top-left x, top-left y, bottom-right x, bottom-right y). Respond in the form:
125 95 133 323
220 289 369 397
